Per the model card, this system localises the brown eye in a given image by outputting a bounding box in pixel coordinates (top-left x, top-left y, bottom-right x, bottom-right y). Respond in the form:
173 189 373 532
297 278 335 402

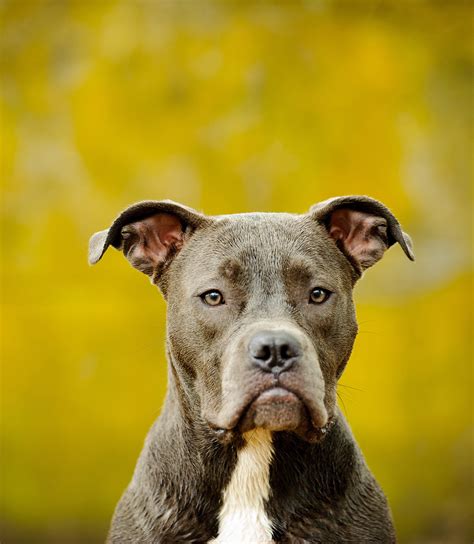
201 290 225 306
309 287 331 304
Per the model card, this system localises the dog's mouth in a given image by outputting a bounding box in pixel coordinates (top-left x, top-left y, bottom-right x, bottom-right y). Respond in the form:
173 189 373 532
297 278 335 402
238 387 307 433
217 382 330 443
207 369 330 443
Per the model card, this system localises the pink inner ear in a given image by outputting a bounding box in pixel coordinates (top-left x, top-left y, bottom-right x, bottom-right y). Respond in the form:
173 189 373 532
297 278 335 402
328 209 388 270
125 213 185 273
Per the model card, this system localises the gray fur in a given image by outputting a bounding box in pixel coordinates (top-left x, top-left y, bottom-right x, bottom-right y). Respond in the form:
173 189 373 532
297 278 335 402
89 196 413 543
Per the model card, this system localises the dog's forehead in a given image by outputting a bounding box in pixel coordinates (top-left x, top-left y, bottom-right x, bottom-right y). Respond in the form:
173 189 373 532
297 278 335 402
199 212 316 258
179 211 346 281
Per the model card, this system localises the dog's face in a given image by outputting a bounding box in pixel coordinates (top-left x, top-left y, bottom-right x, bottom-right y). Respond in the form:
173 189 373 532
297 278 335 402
165 213 358 441
90 197 414 442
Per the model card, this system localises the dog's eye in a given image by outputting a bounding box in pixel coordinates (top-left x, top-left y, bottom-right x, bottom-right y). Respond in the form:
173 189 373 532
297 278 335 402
201 290 225 306
309 287 331 304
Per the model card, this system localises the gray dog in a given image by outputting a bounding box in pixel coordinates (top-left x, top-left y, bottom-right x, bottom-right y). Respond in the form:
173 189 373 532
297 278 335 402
89 195 414 543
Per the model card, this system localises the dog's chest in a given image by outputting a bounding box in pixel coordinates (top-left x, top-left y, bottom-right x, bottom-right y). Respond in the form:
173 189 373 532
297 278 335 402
210 428 274 544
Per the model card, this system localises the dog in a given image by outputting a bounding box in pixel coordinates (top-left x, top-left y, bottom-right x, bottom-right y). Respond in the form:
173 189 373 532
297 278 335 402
89 195 414 543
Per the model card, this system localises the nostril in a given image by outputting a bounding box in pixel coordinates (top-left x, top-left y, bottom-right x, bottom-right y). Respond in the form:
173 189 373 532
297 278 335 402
249 334 274 362
279 344 291 360
253 344 272 362
279 342 299 360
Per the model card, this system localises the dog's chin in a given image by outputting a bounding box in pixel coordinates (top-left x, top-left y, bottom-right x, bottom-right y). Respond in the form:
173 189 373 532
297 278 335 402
237 387 329 443
239 387 305 433
207 384 331 444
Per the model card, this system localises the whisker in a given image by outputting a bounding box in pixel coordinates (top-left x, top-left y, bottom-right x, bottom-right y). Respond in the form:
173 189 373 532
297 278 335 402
357 319 379 326
338 383 364 392
337 391 348 416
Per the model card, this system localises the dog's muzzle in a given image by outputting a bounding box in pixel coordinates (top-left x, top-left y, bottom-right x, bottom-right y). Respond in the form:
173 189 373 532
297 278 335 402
208 325 329 443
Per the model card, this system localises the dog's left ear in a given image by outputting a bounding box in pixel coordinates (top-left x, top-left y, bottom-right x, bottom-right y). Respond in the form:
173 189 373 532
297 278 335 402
310 195 415 273
88 200 211 278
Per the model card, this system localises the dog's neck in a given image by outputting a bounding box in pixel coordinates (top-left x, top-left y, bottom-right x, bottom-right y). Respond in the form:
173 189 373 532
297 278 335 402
135 381 359 542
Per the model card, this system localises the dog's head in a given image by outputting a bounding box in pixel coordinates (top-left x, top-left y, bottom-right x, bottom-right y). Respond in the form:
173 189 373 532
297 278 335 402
90 197 414 442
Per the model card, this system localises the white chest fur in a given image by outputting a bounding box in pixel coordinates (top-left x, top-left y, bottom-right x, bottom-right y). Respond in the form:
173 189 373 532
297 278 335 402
211 428 274 544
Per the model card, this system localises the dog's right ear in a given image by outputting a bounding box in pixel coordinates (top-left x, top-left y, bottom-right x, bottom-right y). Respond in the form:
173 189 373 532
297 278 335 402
88 200 211 279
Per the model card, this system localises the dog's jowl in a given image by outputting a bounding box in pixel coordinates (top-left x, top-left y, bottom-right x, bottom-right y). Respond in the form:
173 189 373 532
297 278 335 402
90 196 414 543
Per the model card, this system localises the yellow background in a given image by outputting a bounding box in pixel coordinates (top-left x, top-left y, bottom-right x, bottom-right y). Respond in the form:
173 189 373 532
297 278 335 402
1 1 472 542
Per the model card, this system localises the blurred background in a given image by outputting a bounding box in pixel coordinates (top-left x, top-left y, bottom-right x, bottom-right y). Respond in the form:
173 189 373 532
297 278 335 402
1 0 472 542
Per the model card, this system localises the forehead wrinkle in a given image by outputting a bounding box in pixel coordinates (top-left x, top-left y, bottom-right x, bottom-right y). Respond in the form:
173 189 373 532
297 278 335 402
242 251 286 301
219 258 244 283
283 257 314 286
221 222 307 298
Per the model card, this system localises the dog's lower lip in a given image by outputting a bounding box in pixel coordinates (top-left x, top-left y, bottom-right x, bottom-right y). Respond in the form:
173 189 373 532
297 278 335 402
254 386 299 402
242 386 300 414
237 386 308 433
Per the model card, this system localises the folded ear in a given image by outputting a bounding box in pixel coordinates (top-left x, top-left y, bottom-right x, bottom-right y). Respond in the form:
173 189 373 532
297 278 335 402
88 200 211 278
310 195 414 274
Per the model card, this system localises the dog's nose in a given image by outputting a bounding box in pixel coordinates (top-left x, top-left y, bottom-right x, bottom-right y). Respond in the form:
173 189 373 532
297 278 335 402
248 331 301 374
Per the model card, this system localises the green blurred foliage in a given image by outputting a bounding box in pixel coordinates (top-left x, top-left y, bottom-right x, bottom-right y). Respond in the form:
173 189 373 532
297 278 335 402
0 1 472 542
